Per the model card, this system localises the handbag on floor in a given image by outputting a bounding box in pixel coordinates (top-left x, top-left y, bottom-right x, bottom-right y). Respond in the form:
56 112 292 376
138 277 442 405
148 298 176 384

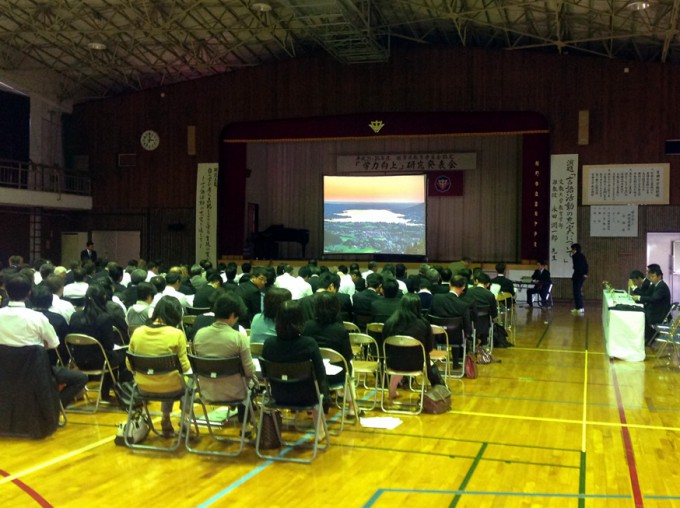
464 352 477 379
423 385 452 414
114 410 150 446
258 411 282 449
476 347 501 365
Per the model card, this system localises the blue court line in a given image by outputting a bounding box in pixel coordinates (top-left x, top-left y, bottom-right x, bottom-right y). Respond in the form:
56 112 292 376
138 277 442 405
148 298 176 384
362 488 632 507
195 391 373 507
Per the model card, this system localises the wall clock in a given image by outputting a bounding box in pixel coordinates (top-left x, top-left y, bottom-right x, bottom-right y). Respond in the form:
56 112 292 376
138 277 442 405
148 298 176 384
140 130 160 151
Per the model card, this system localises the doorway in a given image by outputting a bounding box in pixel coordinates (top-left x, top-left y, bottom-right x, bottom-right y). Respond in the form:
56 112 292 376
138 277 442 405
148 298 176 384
646 232 680 303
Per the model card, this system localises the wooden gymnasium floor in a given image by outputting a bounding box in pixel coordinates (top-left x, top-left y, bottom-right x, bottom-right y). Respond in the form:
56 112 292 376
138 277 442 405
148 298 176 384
3 301 680 508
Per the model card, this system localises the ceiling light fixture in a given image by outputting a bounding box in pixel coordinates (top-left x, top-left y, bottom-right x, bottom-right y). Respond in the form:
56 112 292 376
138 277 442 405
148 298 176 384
627 1 651 10
87 41 107 51
252 2 272 12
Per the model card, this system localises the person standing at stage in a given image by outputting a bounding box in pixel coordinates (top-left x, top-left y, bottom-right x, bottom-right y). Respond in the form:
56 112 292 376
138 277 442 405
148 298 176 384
570 243 588 315
80 241 97 263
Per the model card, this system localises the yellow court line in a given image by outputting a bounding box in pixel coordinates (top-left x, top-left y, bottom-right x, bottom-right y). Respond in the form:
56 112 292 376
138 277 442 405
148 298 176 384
581 350 589 452
511 346 605 355
0 436 114 487
450 410 680 433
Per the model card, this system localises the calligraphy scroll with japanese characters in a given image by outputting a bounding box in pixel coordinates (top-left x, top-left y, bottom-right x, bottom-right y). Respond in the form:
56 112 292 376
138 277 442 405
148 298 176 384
195 163 218 265
549 154 579 278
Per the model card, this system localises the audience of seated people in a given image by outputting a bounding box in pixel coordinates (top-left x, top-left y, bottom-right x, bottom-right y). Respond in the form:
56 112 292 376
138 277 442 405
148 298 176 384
0 253 527 436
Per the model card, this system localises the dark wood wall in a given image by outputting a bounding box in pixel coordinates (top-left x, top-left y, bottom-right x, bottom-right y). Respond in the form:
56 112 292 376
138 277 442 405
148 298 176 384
6 46 679 299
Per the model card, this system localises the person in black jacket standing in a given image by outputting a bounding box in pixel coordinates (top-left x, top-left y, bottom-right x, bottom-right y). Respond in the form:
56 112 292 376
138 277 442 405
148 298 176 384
570 243 589 315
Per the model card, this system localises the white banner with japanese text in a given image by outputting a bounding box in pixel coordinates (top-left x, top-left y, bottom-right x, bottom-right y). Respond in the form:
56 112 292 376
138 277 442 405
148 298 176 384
195 163 218 265
549 154 579 278
336 152 477 174
591 205 638 237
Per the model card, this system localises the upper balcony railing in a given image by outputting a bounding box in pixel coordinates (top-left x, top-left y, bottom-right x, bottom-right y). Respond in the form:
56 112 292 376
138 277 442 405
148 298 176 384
0 158 91 196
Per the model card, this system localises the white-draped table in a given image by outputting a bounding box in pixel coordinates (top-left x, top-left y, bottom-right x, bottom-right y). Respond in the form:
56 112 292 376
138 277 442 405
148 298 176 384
602 290 645 362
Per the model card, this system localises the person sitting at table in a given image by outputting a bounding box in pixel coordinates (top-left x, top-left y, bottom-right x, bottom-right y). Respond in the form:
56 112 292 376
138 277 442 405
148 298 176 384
526 261 551 308
632 264 672 346
628 270 652 297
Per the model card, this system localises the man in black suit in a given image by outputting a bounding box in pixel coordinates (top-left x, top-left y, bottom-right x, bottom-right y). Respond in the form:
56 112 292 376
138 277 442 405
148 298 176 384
526 260 551 307
236 266 268 324
80 241 97 263
629 269 652 297
193 269 222 308
430 275 474 367
352 272 383 323
633 264 672 345
370 278 401 323
466 272 498 345
491 262 516 297
299 272 352 322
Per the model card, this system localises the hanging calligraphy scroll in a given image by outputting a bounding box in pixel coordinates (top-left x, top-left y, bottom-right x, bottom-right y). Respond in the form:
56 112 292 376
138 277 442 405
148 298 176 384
549 154 579 278
195 163 218 265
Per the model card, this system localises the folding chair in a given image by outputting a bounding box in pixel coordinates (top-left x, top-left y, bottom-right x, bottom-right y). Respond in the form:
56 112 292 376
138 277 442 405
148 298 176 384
111 325 126 346
651 302 680 344
496 292 516 344
185 354 255 457
530 282 554 308
427 315 467 378
380 336 427 415
430 324 451 379
181 315 196 338
475 305 494 353
319 348 359 434
349 333 380 409
186 306 210 316
125 352 191 452
255 359 329 463
64 333 119 413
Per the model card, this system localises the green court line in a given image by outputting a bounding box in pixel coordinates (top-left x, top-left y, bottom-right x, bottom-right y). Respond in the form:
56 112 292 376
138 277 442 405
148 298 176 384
334 442 579 469
534 322 552 348
362 488 632 507
450 442 488 507
579 451 587 508
347 428 581 453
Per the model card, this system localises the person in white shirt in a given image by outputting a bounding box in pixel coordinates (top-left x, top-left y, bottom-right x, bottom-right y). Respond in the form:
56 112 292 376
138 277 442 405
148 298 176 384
337 264 356 298
62 267 89 299
362 261 378 279
44 275 76 324
161 272 190 308
275 264 307 300
0 273 87 407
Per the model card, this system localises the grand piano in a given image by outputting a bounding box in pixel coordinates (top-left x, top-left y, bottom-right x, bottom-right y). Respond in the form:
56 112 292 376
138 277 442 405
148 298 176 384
250 224 310 259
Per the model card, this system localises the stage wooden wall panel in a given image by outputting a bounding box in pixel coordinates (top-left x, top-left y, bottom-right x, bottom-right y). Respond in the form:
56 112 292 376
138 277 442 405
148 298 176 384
66 46 680 294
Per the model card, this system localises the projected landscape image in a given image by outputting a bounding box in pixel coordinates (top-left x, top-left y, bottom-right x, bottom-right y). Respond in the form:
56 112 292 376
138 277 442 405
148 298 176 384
323 175 426 255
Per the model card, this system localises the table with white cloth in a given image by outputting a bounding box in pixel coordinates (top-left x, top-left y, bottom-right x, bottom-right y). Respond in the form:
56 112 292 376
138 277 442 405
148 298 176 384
601 290 645 362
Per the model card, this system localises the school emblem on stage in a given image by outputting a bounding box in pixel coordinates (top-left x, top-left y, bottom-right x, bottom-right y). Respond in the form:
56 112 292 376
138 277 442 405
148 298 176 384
435 174 452 192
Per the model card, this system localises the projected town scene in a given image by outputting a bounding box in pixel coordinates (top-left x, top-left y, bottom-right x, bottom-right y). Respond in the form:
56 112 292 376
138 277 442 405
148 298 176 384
323 175 426 255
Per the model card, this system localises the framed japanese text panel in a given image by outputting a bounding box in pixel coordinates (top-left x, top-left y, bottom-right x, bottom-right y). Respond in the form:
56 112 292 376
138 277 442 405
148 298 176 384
590 205 638 237
582 163 669 205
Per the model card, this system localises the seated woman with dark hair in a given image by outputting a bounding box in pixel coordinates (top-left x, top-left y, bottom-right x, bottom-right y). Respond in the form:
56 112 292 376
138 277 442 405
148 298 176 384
383 293 444 400
68 283 130 403
128 296 191 436
262 300 328 428
302 292 360 416
250 287 292 344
